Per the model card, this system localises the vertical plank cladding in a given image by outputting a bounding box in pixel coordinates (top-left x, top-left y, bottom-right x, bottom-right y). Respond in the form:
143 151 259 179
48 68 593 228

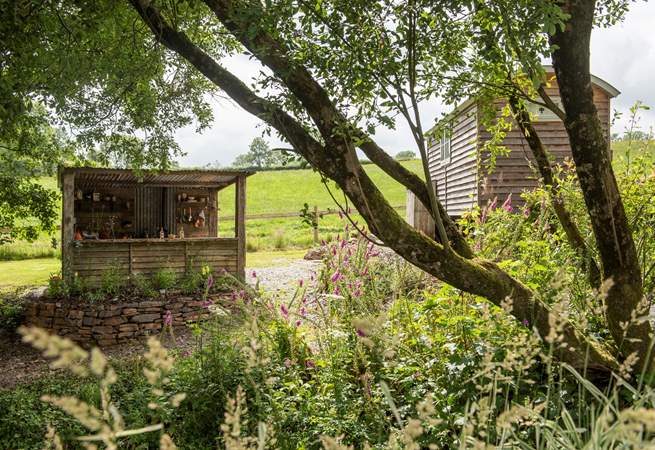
427 102 479 217
71 238 238 287
135 186 163 238
477 78 611 209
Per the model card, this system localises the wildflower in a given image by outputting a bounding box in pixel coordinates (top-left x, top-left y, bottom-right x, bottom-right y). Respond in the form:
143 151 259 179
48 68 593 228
201 299 213 308
251 270 257 278
206 274 214 290
489 196 498 210
356 328 366 337
523 207 531 218
295 319 302 327
305 359 316 369
298 279 304 288
280 304 289 319
164 311 173 326
334 286 341 296
338 210 344 219
300 307 306 317
522 319 529 327
330 270 342 283
340 239 347 249
502 193 513 212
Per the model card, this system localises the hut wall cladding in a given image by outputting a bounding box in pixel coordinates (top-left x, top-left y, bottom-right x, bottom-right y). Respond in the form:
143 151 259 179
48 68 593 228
71 238 239 286
477 83 611 208
428 101 480 217
135 186 163 237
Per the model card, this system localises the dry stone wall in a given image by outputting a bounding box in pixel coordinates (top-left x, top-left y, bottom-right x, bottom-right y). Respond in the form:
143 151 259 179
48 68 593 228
25 295 218 347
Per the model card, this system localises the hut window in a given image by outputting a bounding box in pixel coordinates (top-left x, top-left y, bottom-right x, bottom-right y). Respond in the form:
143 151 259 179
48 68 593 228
526 97 563 122
440 130 451 161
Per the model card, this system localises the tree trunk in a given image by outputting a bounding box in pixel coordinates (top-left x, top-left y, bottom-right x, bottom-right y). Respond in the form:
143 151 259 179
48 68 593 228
550 0 653 370
508 94 601 288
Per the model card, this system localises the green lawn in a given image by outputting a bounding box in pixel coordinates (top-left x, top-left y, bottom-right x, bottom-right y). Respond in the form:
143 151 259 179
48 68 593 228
0 258 60 288
217 159 422 217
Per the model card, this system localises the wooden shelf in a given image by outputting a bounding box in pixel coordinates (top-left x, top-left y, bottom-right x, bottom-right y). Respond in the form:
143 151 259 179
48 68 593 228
177 201 209 206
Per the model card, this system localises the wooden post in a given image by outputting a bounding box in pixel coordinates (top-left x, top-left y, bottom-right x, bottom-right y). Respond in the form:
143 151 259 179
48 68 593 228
235 175 246 281
61 170 75 281
313 205 319 245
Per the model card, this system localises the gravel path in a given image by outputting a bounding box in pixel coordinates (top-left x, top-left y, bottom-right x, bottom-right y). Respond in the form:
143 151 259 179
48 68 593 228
247 258 322 294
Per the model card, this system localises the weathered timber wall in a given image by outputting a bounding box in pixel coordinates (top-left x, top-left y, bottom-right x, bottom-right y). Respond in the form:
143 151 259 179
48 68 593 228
428 101 479 217
477 84 611 209
71 238 239 286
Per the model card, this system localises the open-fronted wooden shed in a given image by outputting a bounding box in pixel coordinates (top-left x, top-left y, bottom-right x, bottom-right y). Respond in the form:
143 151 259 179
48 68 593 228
59 167 253 285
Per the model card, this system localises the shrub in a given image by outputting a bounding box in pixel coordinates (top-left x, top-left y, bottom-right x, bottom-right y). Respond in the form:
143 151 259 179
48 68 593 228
100 266 125 297
271 228 287 250
131 273 156 298
152 269 177 291
46 273 87 299
0 290 25 333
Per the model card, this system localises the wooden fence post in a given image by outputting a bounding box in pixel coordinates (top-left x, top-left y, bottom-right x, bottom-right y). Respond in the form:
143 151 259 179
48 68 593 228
61 170 75 282
235 175 246 281
313 205 319 245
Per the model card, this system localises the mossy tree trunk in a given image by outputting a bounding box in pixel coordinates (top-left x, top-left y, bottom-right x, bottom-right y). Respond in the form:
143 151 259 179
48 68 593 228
549 0 653 371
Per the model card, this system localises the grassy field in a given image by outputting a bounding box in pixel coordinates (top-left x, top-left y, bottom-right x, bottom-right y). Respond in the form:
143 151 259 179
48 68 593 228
1 138 652 270
0 258 61 288
0 160 422 259
218 159 422 217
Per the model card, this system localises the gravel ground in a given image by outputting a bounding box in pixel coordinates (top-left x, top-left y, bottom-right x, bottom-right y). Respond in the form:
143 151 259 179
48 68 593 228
0 258 321 390
247 258 322 294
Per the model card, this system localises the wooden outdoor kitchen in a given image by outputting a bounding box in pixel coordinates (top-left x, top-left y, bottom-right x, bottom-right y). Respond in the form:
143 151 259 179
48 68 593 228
59 167 252 285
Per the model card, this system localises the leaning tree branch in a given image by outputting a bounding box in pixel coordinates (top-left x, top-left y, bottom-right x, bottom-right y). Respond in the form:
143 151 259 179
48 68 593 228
128 0 619 372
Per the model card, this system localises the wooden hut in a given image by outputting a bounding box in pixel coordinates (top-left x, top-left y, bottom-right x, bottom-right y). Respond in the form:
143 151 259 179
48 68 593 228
59 167 252 285
407 68 619 226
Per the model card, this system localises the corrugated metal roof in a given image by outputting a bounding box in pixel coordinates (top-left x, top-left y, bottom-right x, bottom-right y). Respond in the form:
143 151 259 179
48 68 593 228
60 166 254 189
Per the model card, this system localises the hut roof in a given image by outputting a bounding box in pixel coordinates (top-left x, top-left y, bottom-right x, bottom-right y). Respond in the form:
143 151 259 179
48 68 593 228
59 166 254 189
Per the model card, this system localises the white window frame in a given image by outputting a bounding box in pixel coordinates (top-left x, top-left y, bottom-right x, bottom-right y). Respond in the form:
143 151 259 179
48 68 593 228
526 97 564 122
440 129 451 162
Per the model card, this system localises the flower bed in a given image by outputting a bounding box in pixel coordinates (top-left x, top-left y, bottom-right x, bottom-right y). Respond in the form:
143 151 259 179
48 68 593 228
24 294 221 347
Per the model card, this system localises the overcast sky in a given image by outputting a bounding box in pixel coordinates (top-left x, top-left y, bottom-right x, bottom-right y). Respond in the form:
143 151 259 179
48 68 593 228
175 1 655 167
